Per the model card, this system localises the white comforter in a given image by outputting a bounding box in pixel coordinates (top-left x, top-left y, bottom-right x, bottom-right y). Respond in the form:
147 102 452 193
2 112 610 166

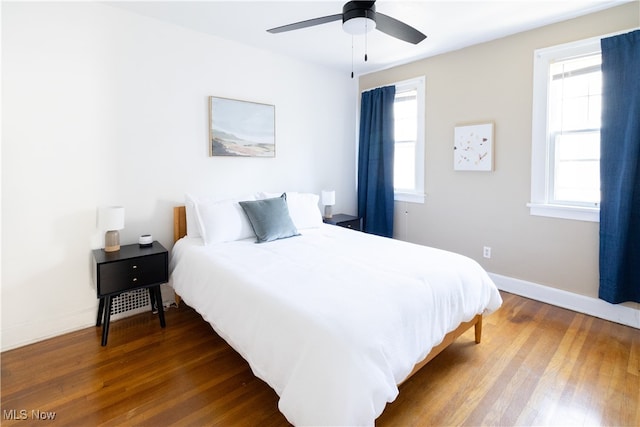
170 224 502 426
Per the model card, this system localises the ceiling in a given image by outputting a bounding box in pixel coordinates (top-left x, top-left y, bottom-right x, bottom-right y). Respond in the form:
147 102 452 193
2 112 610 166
108 1 630 76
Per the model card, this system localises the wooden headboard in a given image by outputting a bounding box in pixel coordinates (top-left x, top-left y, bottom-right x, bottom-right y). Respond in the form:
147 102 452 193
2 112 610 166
173 206 187 243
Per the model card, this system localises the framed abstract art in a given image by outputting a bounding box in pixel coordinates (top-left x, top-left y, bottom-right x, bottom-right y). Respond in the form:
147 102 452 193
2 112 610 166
454 122 494 171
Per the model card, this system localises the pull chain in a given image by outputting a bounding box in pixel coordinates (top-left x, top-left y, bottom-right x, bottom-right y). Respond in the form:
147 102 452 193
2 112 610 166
364 19 368 62
351 35 354 78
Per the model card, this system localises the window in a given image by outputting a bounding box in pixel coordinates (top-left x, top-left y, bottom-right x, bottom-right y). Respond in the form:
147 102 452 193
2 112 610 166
393 77 425 203
530 37 602 221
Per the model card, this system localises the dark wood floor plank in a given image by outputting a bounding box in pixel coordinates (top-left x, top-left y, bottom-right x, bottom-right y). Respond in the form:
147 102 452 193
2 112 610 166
1 291 638 426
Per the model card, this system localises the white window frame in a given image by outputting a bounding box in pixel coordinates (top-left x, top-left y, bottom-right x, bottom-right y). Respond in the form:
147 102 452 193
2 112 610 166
393 76 425 204
529 36 602 222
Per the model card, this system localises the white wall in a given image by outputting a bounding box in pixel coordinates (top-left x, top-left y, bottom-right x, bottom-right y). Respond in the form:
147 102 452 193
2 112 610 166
1 2 357 350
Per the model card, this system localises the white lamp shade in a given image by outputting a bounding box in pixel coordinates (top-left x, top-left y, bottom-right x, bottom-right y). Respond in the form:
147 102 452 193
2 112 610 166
100 206 125 231
321 190 336 206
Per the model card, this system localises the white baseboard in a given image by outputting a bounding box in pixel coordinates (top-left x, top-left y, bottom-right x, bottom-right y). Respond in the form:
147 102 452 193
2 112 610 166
489 273 640 329
1 308 97 352
1 285 177 352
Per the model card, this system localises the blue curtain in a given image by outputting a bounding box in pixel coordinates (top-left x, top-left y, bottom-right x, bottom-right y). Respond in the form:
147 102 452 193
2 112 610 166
357 86 396 237
599 30 640 304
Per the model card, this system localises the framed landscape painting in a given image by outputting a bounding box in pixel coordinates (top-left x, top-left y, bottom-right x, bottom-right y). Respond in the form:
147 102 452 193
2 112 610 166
209 96 275 157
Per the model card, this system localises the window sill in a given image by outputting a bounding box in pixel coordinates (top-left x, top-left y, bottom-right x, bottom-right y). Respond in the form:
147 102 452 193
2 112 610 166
395 191 425 204
527 202 599 222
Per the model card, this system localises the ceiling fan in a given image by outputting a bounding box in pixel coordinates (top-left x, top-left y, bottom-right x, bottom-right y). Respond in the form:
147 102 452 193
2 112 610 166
267 0 427 45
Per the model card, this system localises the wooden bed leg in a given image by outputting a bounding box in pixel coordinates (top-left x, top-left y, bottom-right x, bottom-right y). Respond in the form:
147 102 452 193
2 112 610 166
475 315 482 344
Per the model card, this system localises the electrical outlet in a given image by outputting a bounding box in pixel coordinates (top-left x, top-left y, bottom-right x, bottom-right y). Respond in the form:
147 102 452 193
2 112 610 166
483 246 491 259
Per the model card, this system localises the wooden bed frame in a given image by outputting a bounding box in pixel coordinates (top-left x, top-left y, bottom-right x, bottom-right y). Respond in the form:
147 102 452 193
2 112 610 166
172 206 482 384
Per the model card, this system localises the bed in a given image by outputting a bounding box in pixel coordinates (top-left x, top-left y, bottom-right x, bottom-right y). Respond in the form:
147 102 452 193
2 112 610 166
169 193 502 426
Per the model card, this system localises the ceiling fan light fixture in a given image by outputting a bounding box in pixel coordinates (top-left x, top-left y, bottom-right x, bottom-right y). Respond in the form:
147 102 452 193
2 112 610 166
342 16 376 35
267 1 427 46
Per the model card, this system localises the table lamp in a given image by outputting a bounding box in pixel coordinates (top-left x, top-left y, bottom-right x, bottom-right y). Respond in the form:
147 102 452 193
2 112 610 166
321 190 335 219
100 206 125 252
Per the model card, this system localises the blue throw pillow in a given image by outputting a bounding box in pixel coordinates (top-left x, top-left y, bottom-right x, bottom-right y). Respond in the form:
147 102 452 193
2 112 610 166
239 195 300 243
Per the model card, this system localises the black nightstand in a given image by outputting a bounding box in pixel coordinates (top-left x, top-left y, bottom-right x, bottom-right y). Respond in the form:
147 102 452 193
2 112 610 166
92 241 168 346
323 214 362 231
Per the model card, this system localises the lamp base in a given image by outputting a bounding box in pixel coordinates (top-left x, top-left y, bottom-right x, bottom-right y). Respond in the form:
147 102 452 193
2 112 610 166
105 230 120 252
324 205 333 219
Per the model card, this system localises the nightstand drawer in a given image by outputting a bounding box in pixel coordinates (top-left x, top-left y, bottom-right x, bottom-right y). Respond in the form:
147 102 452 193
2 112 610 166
339 218 361 231
323 214 363 232
97 253 167 296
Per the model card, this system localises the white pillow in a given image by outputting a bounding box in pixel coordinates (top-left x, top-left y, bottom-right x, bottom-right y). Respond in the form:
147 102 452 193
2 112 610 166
256 191 282 199
185 194 204 238
283 192 323 229
193 196 256 245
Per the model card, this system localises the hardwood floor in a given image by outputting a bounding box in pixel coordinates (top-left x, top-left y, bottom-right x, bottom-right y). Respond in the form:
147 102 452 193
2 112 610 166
2 292 638 426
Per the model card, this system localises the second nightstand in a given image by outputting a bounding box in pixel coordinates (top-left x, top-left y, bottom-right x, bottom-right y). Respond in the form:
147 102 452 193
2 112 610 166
323 214 362 232
92 241 168 346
